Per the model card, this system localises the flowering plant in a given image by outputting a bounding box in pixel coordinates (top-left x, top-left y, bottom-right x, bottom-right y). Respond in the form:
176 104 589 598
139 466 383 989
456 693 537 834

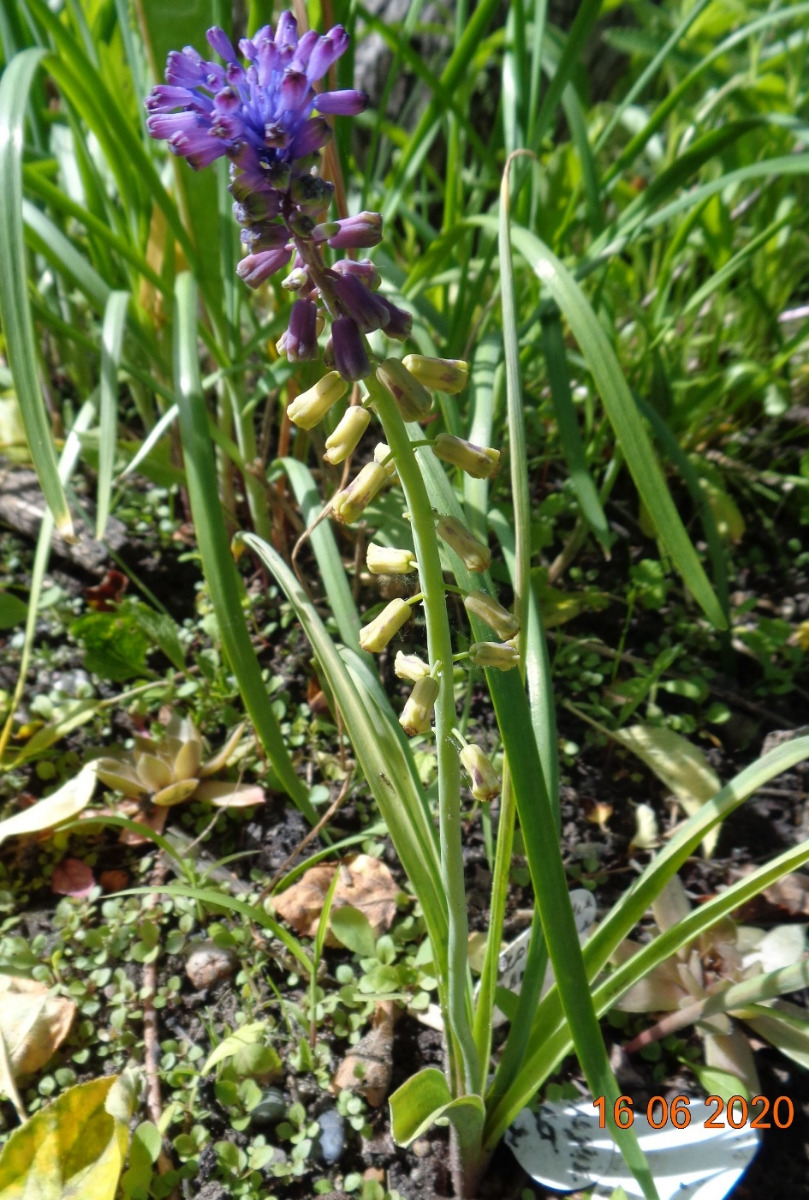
139 12 809 1199
3 3 809 1199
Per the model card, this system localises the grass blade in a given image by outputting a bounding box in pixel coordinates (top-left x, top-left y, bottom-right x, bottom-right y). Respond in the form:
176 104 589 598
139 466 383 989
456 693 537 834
0 48 73 538
492 217 726 627
172 272 316 823
96 290 129 539
238 531 449 978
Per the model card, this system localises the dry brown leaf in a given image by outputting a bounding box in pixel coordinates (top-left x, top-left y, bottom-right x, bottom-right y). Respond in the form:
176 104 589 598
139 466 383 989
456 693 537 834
0 976 76 1077
272 854 399 943
331 1000 397 1106
762 873 809 916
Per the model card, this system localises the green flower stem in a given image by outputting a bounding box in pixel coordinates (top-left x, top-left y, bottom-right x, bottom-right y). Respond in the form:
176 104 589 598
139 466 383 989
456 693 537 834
366 372 481 1098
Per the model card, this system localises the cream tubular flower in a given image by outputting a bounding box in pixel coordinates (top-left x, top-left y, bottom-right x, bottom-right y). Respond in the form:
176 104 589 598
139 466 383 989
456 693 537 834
366 543 417 575
359 598 413 652
433 433 500 480
373 443 398 479
332 462 388 524
323 406 371 464
463 591 519 640
459 744 501 802
468 640 520 671
399 676 440 736
436 516 492 574
402 354 468 394
287 371 347 430
394 652 430 681
376 358 432 421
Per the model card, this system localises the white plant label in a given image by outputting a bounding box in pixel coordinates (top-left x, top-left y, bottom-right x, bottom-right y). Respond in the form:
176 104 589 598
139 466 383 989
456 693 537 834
506 1098 760 1200
488 888 597 1025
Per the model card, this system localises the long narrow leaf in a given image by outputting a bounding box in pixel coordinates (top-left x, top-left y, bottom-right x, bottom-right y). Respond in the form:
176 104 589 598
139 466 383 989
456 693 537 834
484 734 809 1148
96 291 129 539
172 273 316 822
493 218 726 627
238 531 450 978
0 48 73 538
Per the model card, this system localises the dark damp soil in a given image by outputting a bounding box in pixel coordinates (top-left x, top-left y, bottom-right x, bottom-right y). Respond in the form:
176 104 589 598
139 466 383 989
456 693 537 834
1 448 808 1200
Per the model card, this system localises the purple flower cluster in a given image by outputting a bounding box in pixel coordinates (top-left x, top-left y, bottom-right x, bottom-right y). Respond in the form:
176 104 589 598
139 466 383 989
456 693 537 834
145 11 410 381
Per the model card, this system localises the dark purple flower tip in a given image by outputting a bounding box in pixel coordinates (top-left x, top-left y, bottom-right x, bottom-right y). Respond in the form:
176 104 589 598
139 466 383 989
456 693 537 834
250 224 292 251
281 68 310 111
378 297 413 341
291 29 319 72
314 89 368 117
332 316 371 381
324 211 383 249
281 298 320 362
165 47 205 87
236 247 292 287
308 27 350 80
213 86 241 115
145 85 199 113
332 273 391 333
333 258 382 290
207 27 238 62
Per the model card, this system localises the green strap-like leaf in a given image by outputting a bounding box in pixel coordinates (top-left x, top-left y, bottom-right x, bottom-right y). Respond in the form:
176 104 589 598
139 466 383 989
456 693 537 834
0 48 73 538
172 273 316 823
97 290 130 539
490 217 726 627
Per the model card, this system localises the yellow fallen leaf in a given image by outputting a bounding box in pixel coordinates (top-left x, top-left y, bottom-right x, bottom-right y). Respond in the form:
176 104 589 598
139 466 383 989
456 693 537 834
0 763 97 847
0 1072 136 1199
0 976 76 1076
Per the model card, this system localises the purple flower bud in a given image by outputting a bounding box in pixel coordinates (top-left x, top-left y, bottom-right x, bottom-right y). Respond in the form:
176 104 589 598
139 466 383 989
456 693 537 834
249 224 291 252
378 297 413 341
170 126 225 170
308 27 350 79
291 30 319 71
332 274 391 333
323 211 383 249
332 316 371 381
333 258 381 290
206 27 238 62
281 68 310 111
165 48 205 87
289 117 332 158
275 11 299 49
282 299 319 362
315 89 369 116
145 85 200 112
236 247 292 287
213 86 241 115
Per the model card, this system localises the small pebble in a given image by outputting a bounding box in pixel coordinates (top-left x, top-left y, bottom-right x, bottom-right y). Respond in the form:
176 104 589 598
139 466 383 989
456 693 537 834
412 1138 431 1158
184 940 237 989
313 1109 345 1165
250 1088 286 1127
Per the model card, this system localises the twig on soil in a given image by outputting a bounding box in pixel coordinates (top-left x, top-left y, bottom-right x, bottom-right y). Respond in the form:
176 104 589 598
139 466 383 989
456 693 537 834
142 856 180 1197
